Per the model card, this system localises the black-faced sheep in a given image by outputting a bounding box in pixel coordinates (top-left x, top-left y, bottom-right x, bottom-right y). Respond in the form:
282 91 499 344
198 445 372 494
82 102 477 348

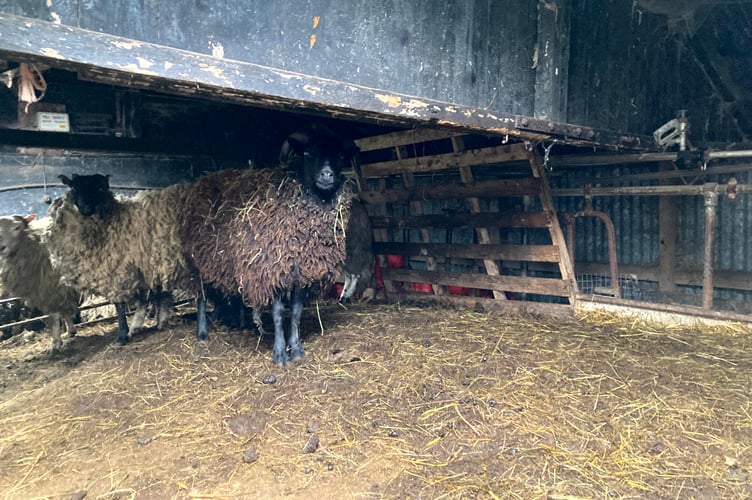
46 174 204 344
0 214 78 354
182 130 358 365
339 199 374 302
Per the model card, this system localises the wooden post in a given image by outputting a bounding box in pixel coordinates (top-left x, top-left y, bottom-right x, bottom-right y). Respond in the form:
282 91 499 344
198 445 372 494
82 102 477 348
657 161 678 294
453 136 507 300
528 147 577 304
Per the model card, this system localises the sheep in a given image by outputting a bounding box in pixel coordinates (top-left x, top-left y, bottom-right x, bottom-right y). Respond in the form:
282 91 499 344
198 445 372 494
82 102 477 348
182 130 358 365
46 173 204 344
0 214 79 354
339 199 375 302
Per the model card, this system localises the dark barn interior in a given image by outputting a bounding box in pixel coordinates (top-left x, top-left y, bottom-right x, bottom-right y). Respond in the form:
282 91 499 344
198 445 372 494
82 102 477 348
1 1 752 498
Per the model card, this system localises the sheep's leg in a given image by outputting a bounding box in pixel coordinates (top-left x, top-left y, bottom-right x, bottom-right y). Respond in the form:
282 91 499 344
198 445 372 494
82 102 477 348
115 302 130 344
288 286 306 361
271 295 289 365
339 274 352 301
48 312 63 355
340 273 360 302
156 292 173 329
196 293 209 340
129 299 147 337
251 309 266 336
63 315 77 338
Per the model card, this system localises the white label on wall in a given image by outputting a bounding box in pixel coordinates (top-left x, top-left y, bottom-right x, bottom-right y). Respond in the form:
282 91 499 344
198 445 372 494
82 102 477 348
36 112 70 132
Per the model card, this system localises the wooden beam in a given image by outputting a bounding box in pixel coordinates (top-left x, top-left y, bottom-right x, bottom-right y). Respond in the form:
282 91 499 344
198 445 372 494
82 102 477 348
355 129 462 152
528 147 577 303
361 143 529 177
359 177 541 204
373 242 561 263
0 13 652 149
369 211 551 230
383 269 571 297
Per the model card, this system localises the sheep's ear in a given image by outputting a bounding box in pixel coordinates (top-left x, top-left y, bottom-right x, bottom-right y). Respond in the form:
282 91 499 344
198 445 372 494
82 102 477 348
279 133 309 166
11 214 33 226
59 174 72 186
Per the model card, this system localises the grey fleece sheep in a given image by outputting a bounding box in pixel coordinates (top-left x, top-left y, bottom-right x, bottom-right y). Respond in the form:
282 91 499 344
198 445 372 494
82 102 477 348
0 214 78 354
46 174 204 343
182 130 358 365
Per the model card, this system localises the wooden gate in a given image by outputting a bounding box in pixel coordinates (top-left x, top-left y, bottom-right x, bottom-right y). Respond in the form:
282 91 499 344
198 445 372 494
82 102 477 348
353 128 576 315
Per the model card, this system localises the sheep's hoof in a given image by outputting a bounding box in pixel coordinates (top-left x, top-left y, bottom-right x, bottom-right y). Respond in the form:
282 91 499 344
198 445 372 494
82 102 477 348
116 335 130 345
289 346 305 361
273 350 290 366
197 332 210 341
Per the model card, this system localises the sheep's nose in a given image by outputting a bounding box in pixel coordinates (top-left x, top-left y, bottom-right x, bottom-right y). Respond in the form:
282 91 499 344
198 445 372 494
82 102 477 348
319 165 334 180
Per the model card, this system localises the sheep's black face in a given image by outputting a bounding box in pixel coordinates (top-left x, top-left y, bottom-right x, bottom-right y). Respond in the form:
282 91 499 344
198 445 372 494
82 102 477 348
282 132 358 201
59 173 114 217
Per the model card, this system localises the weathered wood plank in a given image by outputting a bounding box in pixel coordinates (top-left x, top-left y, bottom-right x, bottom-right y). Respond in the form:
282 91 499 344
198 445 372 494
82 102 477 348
383 268 571 297
369 211 551 230
355 129 462 152
361 143 529 177
359 177 541 204
373 242 561 263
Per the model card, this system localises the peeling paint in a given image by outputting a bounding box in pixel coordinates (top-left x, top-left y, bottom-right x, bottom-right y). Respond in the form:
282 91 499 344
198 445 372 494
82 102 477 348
120 63 158 75
445 106 457 113
375 94 429 111
39 47 61 58
50 12 61 24
136 57 154 69
198 63 225 80
303 84 321 95
111 41 141 50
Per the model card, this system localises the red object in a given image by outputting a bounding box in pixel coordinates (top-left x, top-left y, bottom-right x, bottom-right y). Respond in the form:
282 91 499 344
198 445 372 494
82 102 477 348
411 282 433 293
375 260 384 288
448 285 464 295
386 254 405 268
331 282 344 298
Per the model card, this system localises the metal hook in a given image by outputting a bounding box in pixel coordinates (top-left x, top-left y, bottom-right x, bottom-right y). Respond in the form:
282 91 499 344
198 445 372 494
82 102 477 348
542 142 555 171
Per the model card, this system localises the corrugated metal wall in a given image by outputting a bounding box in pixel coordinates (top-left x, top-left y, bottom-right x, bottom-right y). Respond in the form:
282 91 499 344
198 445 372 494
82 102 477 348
553 164 752 308
567 0 747 143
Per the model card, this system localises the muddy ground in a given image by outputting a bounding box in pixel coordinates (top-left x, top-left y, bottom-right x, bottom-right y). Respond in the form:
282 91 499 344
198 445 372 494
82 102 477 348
0 300 750 499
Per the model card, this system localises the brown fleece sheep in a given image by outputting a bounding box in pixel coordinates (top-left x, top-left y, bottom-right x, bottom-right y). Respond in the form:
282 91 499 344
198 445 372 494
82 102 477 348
182 131 357 365
0 215 78 354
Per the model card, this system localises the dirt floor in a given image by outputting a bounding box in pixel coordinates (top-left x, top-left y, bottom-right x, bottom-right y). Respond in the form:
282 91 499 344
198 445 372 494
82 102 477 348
0 300 751 499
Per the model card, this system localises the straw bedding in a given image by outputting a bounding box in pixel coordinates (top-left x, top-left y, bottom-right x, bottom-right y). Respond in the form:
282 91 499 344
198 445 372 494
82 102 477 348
0 302 750 498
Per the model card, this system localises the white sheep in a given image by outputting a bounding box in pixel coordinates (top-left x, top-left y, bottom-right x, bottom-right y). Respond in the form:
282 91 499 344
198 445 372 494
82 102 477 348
0 214 78 354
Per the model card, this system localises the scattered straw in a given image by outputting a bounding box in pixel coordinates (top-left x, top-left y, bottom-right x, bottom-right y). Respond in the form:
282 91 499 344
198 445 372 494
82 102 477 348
0 303 750 498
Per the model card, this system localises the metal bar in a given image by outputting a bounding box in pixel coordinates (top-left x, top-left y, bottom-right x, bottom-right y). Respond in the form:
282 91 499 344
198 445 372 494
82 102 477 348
702 189 719 309
553 181 752 197
550 149 752 168
565 209 620 298
577 293 752 324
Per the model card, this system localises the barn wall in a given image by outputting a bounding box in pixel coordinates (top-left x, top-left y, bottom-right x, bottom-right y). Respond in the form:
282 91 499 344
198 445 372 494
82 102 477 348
0 152 219 217
0 0 539 118
567 0 749 143
553 165 752 309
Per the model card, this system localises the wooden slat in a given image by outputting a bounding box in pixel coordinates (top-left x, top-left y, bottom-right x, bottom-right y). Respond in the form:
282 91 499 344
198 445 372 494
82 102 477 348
527 148 577 303
383 269 571 297
361 143 529 177
454 135 506 300
354 128 462 152
359 177 541 204
370 211 551 230
374 242 561 263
